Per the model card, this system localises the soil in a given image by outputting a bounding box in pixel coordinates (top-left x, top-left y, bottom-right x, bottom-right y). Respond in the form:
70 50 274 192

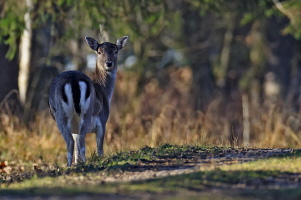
0 147 300 200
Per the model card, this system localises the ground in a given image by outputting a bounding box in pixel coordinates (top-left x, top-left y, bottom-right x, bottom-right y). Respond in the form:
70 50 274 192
1 145 301 199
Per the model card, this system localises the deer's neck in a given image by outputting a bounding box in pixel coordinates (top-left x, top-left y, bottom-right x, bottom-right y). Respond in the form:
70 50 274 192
93 65 116 103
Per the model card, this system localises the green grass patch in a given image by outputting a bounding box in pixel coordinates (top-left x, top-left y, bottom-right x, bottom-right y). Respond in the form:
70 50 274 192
1 145 301 199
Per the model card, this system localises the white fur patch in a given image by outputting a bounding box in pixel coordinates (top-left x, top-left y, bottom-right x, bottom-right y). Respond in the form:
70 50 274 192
72 133 79 163
79 81 91 115
62 83 74 119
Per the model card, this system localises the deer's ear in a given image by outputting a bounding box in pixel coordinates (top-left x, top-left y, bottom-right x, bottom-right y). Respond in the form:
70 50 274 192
116 36 128 50
85 37 99 51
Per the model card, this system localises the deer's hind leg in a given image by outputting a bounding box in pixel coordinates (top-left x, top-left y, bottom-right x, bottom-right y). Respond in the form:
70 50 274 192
57 124 74 167
77 116 91 163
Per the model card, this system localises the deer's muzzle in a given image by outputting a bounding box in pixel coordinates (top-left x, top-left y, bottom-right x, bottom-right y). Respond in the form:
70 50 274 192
105 61 114 70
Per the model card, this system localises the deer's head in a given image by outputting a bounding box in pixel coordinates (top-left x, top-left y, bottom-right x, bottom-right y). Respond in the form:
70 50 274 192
85 36 128 71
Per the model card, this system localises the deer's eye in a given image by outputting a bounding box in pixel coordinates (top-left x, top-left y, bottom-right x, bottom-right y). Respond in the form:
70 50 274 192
114 50 118 54
97 51 102 55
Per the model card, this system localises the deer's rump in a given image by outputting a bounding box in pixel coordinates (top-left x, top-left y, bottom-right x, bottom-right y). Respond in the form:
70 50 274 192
48 70 95 120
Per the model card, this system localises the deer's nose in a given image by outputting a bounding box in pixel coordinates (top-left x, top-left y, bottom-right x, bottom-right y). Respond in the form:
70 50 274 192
105 61 113 68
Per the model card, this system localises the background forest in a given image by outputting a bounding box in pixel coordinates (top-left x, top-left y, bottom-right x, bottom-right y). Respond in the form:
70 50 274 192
1 0 301 163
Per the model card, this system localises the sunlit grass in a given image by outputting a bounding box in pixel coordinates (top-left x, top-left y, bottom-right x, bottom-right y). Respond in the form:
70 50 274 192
218 155 301 173
1 145 300 200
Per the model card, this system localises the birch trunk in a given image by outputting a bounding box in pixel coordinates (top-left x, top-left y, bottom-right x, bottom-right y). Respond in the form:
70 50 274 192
18 0 33 105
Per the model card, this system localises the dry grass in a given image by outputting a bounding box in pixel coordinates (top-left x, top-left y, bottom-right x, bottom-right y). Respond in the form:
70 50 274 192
0 66 301 165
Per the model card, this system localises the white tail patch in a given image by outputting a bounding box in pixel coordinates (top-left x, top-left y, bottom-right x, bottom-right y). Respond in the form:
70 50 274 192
79 81 91 115
62 83 74 118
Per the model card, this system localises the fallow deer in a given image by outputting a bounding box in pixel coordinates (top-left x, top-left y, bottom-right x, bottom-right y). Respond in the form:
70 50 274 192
48 36 128 166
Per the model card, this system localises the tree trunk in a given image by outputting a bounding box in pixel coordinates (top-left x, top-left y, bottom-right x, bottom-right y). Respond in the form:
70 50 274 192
216 12 236 88
18 0 33 105
181 3 216 111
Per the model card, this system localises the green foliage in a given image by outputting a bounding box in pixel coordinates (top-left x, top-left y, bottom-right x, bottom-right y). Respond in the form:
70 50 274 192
1 0 301 60
273 0 301 39
0 1 25 59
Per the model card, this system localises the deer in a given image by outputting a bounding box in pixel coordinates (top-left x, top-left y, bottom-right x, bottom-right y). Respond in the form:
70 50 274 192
48 36 128 166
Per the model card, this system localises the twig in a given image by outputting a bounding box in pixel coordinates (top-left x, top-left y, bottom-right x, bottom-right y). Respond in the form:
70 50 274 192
0 89 19 111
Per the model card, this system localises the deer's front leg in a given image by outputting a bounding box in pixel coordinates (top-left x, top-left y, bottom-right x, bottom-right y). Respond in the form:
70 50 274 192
96 121 105 156
72 133 80 164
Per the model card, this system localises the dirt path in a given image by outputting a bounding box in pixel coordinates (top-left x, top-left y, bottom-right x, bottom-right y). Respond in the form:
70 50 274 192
97 148 295 183
1 147 300 200
54 148 296 186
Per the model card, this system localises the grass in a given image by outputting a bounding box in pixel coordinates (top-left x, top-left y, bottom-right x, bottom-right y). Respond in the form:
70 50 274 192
0 145 301 199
